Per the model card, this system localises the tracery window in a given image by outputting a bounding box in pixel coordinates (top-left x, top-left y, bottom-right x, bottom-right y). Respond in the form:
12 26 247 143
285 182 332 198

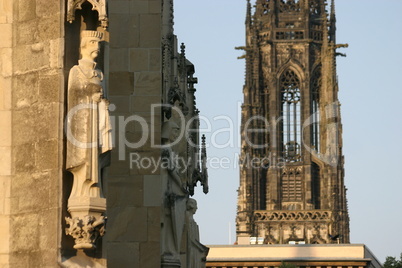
312 163 321 208
279 0 301 13
282 168 302 202
281 70 301 162
309 0 321 15
260 0 272 15
311 68 321 152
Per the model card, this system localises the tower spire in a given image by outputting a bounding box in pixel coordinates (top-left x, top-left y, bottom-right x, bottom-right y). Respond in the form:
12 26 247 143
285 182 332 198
236 0 349 245
246 0 252 26
329 0 336 42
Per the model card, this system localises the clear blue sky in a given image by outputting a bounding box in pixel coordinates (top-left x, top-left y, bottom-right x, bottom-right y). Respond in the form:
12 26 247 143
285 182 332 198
174 0 402 263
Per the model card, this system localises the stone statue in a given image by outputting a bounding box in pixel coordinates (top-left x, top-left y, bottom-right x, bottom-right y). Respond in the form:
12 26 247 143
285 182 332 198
65 30 112 249
161 120 189 267
186 198 209 268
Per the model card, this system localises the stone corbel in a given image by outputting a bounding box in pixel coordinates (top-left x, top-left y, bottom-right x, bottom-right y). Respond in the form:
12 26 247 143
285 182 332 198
65 215 106 250
66 196 106 249
67 0 108 29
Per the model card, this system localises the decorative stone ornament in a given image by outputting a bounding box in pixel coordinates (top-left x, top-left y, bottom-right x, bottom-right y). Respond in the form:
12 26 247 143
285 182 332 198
65 215 106 249
65 30 112 250
67 0 108 29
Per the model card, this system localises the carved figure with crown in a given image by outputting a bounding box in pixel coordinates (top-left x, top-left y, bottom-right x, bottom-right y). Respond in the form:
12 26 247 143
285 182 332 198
65 30 112 249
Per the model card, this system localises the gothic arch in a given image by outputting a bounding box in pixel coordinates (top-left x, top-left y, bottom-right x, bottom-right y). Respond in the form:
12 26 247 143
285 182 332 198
278 67 303 162
276 60 305 82
311 66 322 152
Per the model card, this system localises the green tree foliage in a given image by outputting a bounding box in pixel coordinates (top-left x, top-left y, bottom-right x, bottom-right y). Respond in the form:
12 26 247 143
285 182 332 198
384 254 402 268
279 262 298 268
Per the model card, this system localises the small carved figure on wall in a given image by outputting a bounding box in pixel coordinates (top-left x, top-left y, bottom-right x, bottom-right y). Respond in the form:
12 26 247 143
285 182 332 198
161 120 189 267
186 198 209 268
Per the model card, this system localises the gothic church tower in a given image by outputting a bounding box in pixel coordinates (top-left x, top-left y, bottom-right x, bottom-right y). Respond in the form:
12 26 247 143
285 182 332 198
236 0 350 244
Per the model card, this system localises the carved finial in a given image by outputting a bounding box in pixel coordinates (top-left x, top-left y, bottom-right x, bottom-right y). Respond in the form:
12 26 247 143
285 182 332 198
180 43 186 56
201 135 206 151
246 0 252 24
201 134 208 194
329 0 337 43
331 0 336 16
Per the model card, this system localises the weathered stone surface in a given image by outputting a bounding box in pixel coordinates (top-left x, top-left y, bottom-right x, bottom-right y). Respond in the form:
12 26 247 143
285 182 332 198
33 103 60 141
11 213 40 251
11 173 51 213
36 139 59 170
110 49 130 71
130 95 160 112
38 15 62 43
108 153 131 176
129 150 162 175
0 147 11 176
130 1 149 14
130 48 149 72
0 216 10 253
147 207 161 242
0 48 12 77
0 24 12 48
36 0 61 18
107 207 148 242
0 111 11 147
14 72 39 107
107 242 140 267
149 48 161 71
143 175 161 206
0 176 11 215
16 20 38 45
109 96 131 113
0 76 12 110
18 0 36 22
109 13 130 48
12 109 37 145
108 177 144 208
140 242 160 267
109 71 134 95
38 74 61 103
109 1 130 14
13 44 50 73
9 251 29 267
0 0 12 24
133 71 161 95
149 1 161 14
128 15 140 48
139 14 161 48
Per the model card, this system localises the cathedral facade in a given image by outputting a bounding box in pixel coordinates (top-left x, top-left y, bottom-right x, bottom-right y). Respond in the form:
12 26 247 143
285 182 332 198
236 0 350 245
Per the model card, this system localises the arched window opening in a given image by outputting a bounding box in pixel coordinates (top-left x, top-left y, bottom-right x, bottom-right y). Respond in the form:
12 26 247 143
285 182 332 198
281 70 301 162
312 162 321 209
311 68 321 152
282 168 302 203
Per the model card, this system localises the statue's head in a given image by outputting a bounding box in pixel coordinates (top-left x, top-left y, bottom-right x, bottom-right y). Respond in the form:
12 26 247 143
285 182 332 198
187 198 198 214
161 120 180 143
80 31 103 61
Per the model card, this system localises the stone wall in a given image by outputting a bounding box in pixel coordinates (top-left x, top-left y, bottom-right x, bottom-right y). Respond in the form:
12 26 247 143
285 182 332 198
106 0 162 266
0 0 13 266
0 0 65 267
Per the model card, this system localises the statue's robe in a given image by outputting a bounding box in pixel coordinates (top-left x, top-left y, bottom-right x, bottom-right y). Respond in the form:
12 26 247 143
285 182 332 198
66 59 112 197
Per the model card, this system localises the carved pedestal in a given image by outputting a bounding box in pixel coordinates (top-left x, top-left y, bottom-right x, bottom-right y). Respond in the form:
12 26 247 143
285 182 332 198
161 256 181 268
66 197 106 249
